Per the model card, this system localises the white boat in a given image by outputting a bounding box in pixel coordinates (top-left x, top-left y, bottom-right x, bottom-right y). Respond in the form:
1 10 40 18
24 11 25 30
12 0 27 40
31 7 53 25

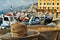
0 13 16 28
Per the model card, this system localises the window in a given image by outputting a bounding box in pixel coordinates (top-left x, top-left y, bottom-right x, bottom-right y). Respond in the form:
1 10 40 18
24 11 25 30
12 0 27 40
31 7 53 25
47 3 51 5
43 7 46 9
40 3 42 5
52 7 54 10
40 7 41 9
57 7 58 9
0 18 2 23
4 17 9 21
10 17 13 21
48 7 50 10
57 3 59 5
52 3 54 5
44 3 46 5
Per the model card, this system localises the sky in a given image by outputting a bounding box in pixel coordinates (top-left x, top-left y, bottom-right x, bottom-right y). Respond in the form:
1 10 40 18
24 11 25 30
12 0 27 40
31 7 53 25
0 0 37 11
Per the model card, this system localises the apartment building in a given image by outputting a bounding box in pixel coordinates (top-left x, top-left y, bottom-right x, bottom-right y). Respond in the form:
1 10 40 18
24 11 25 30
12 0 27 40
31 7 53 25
38 0 60 12
38 0 60 17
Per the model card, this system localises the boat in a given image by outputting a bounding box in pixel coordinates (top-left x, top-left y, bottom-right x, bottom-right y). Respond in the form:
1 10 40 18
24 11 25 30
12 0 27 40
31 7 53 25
0 13 16 28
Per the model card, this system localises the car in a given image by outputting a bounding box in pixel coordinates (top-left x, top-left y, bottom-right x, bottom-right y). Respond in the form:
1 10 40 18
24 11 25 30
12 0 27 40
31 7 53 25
39 14 52 25
24 16 41 25
24 15 52 25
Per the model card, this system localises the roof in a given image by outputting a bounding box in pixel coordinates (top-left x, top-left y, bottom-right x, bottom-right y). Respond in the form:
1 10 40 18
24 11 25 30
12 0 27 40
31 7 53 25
5 14 12 16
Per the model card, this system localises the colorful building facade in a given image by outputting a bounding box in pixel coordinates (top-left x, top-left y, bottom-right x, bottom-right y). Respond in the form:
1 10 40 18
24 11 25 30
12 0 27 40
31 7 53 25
38 0 60 12
37 0 60 18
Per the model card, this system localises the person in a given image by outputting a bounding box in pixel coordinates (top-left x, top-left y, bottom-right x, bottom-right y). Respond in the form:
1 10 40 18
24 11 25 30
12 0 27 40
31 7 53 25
16 12 21 21
18 16 22 22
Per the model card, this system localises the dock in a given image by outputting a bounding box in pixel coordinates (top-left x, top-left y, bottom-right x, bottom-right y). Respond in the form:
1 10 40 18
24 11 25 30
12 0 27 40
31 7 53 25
28 25 60 32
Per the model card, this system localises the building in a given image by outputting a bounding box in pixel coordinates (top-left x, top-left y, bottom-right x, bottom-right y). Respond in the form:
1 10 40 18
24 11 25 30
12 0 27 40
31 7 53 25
38 0 60 12
38 0 60 17
28 3 38 12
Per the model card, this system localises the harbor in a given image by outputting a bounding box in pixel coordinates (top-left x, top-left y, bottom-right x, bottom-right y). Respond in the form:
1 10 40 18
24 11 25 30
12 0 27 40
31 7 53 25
0 0 60 40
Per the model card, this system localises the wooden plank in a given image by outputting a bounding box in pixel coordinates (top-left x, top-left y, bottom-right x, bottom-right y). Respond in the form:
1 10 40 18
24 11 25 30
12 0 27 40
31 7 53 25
27 25 60 32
